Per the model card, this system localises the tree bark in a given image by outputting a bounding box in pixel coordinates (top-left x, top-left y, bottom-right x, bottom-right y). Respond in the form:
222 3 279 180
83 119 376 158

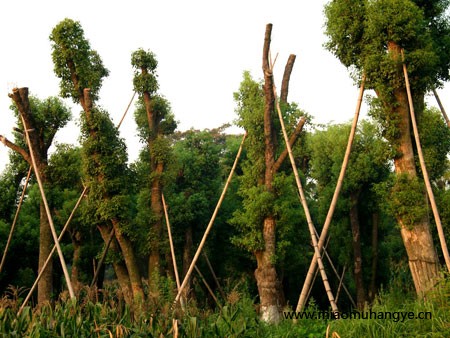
349 191 366 310
387 41 439 296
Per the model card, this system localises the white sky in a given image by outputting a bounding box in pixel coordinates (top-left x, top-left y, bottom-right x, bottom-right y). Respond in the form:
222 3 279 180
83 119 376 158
1 0 449 174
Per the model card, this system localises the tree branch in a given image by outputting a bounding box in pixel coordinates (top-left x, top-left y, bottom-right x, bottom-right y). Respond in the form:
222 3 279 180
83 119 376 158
280 54 296 104
0 134 31 164
272 116 306 173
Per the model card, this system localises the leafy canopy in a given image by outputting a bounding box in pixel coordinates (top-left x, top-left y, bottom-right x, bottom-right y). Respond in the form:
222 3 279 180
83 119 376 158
324 0 450 93
50 18 109 103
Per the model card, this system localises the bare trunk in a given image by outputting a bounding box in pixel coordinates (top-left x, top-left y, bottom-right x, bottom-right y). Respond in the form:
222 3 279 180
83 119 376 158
369 213 379 302
38 199 53 304
98 225 132 304
387 41 439 295
70 230 82 292
349 192 366 310
255 216 282 323
112 219 144 301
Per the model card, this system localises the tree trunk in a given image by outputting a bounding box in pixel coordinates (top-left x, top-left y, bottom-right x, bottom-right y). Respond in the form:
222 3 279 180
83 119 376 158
252 23 283 323
349 191 366 310
369 213 379 302
111 219 144 301
182 225 194 299
148 162 164 282
38 196 53 304
142 90 165 283
70 230 82 292
387 41 439 295
255 216 283 323
97 225 132 304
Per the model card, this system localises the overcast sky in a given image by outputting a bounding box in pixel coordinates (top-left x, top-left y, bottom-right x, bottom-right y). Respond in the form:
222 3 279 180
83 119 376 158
1 0 449 174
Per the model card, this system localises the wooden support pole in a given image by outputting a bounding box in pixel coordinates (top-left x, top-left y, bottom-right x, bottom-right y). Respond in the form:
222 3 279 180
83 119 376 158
403 51 450 272
335 265 347 304
203 252 226 300
0 166 32 274
194 265 221 308
18 186 87 314
117 91 136 129
296 75 365 312
162 193 185 309
90 227 115 288
432 88 450 128
174 132 246 306
271 62 338 315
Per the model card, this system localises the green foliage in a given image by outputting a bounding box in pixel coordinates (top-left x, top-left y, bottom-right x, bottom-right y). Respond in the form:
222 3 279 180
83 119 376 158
376 174 428 229
131 48 159 94
415 107 450 180
135 95 177 140
50 18 109 103
329 275 450 337
9 95 71 153
325 0 450 92
233 71 265 180
79 107 132 225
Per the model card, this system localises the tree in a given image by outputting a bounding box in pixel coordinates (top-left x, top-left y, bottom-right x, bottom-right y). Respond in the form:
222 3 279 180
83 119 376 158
166 129 222 299
0 93 71 303
324 0 450 295
50 18 144 302
307 121 391 309
231 25 307 322
131 49 177 284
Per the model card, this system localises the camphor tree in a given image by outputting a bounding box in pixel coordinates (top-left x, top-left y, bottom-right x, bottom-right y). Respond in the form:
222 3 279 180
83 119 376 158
131 49 177 285
50 18 144 302
0 94 71 304
232 24 307 322
324 0 450 295
307 121 391 309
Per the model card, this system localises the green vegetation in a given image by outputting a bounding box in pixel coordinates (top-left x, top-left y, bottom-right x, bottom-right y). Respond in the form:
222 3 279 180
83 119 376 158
1 1 450 335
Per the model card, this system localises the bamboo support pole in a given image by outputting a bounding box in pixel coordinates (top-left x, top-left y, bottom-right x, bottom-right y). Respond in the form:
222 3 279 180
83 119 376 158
335 265 346 304
90 227 115 287
432 88 450 128
194 265 221 308
174 132 247 306
18 185 87 314
305 236 329 303
271 69 338 315
316 232 357 308
402 52 450 272
0 166 32 274
162 193 185 309
203 252 226 300
20 115 75 300
117 91 136 129
296 75 365 312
